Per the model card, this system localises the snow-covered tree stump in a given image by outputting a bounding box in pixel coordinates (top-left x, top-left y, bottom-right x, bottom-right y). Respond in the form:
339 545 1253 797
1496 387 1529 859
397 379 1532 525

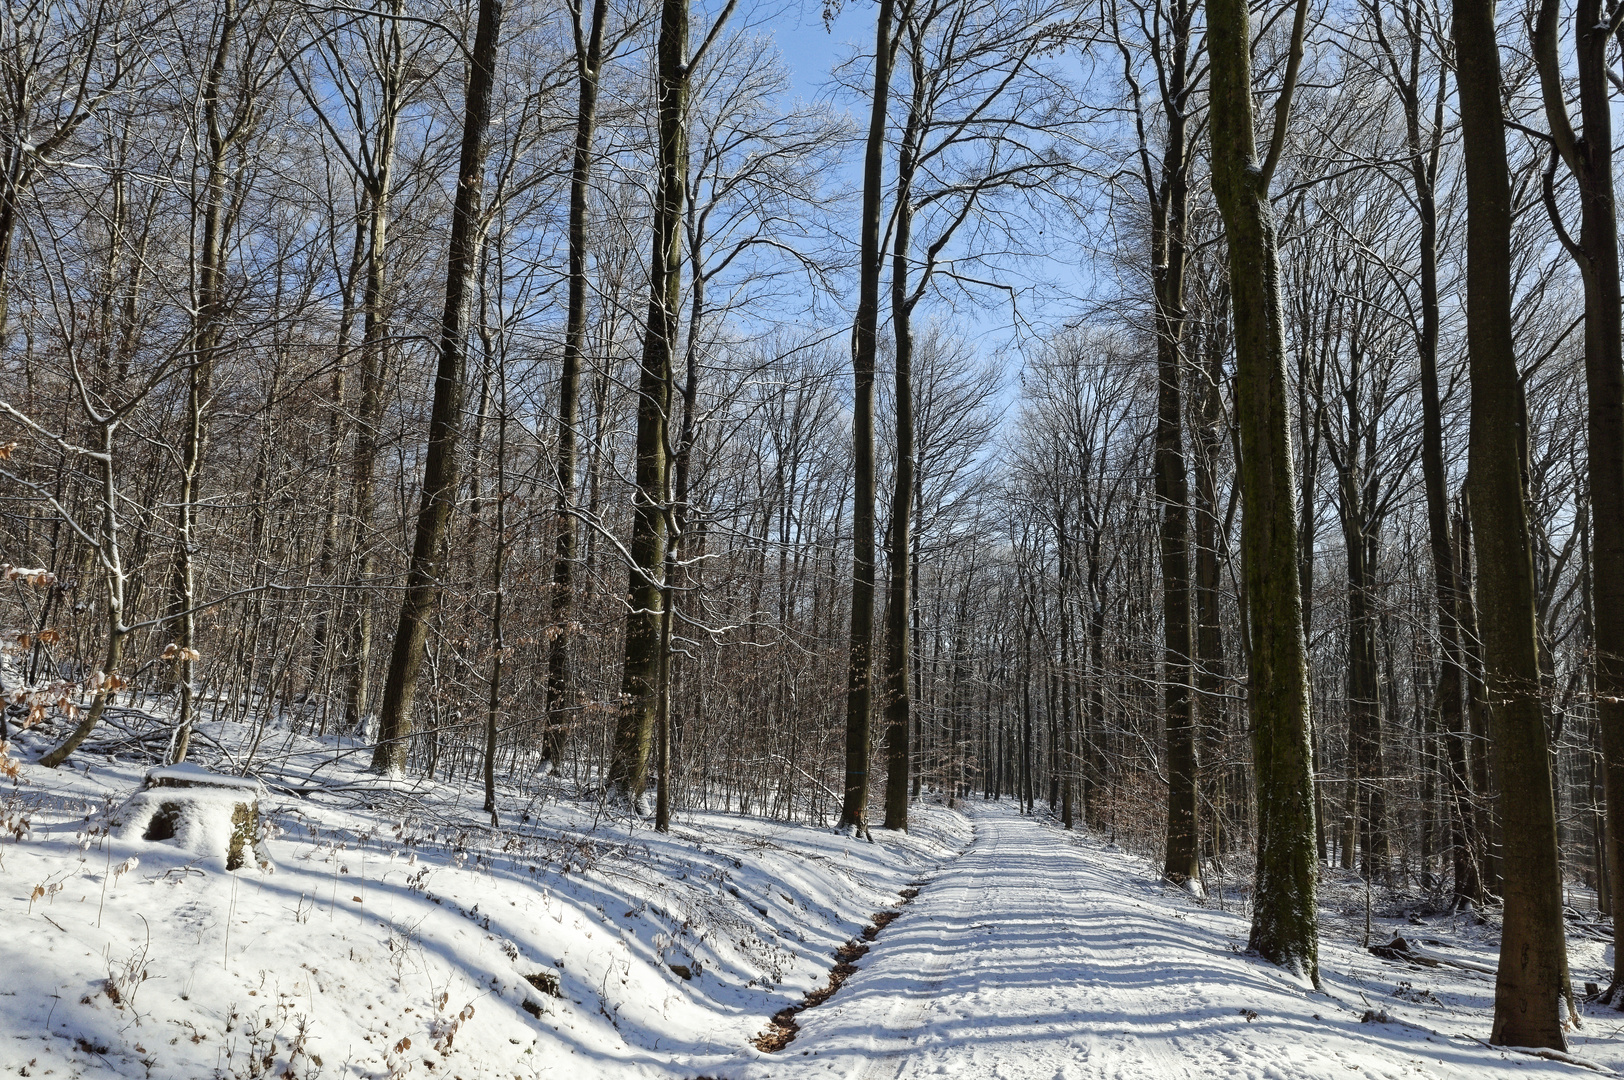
115 763 266 870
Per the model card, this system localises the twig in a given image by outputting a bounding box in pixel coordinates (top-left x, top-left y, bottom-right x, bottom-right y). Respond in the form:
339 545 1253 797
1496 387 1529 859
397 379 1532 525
1463 1036 1620 1076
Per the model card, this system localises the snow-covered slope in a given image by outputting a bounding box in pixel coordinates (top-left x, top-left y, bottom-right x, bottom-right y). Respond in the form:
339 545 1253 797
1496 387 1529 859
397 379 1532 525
0 723 967 1079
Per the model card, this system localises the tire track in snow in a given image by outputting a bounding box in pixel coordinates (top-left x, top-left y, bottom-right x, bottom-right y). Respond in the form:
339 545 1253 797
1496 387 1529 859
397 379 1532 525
845 826 987 1080
732 804 1549 1080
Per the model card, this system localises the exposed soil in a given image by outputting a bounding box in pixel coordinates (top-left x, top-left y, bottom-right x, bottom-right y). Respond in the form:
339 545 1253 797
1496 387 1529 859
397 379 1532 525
750 881 926 1053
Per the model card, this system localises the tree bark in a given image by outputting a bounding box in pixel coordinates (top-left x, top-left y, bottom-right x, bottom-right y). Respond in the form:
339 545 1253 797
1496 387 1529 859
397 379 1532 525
371 0 504 774
1193 292 1230 858
1455 0 1571 1045
1405 57 1480 902
483 327 508 823
1338 459 1386 880
1208 0 1319 983
340 0 409 739
882 27 924 833
1147 0 1199 885
843 0 900 834
608 0 699 804
1532 0 1624 1002
170 0 248 764
543 0 610 773
1376 0 1480 906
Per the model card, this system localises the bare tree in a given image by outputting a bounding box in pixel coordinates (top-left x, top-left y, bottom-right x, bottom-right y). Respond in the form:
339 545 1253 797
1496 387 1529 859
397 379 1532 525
605 0 738 808
371 0 506 775
1531 0 1624 1001
1208 0 1319 981
1454 0 1572 1045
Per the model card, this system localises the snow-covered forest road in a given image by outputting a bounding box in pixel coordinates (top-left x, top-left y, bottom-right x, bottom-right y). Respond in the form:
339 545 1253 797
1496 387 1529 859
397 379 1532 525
5 738 1620 1080
731 804 1610 1080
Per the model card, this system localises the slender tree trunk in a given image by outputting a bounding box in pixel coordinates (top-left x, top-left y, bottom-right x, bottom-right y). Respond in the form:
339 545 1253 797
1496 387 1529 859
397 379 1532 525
311 211 367 705
1208 0 1319 983
1386 26 1477 896
1022 628 1035 813
1405 70 1481 902
842 0 899 834
882 44 924 833
169 0 245 763
343 183 393 735
1194 314 1230 859
911 470 925 799
1151 4 1198 882
1057 502 1075 829
608 0 692 805
1085 545 1107 826
1456 498 1496 892
1533 0 1624 1002
41 423 127 768
371 0 503 774
0 163 19 348
654 544 675 830
543 0 610 773
1340 481 1386 879
482 341 509 822
1456 0 1571 1044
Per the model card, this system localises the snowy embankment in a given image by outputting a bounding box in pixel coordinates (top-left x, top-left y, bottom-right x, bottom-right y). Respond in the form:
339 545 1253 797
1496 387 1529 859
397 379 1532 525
0 721 968 1079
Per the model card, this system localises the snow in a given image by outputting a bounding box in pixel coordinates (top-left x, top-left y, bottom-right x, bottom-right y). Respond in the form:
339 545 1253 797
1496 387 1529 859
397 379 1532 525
110 785 263 871
1 720 1622 1079
143 763 263 791
726 806 1624 1079
0 721 967 1078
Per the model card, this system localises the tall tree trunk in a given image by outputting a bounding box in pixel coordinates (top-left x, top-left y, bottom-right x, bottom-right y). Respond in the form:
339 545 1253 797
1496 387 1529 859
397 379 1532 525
543 0 610 773
1340 473 1386 880
1456 498 1496 893
170 0 246 763
911 471 925 799
1532 0 1624 1003
1208 0 1319 983
482 322 508 822
1086 562 1107 827
842 0 900 834
1057 500 1075 829
343 174 394 736
608 0 704 804
371 0 504 774
311 210 367 707
882 36 924 833
1393 23 1481 901
1456 0 1571 1045
1194 301 1231 858
1151 0 1198 884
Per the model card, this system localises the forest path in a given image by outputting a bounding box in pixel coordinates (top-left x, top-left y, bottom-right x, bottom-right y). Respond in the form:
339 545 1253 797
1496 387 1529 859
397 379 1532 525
729 801 1581 1080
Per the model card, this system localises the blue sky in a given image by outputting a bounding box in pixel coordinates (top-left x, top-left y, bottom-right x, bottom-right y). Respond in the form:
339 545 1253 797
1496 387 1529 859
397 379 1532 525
707 0 1097 402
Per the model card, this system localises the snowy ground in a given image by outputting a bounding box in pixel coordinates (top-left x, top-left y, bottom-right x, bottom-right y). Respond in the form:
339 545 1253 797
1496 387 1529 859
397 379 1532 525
0 720 966 1079
723 805 1624 1079
1 719 1621 1079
